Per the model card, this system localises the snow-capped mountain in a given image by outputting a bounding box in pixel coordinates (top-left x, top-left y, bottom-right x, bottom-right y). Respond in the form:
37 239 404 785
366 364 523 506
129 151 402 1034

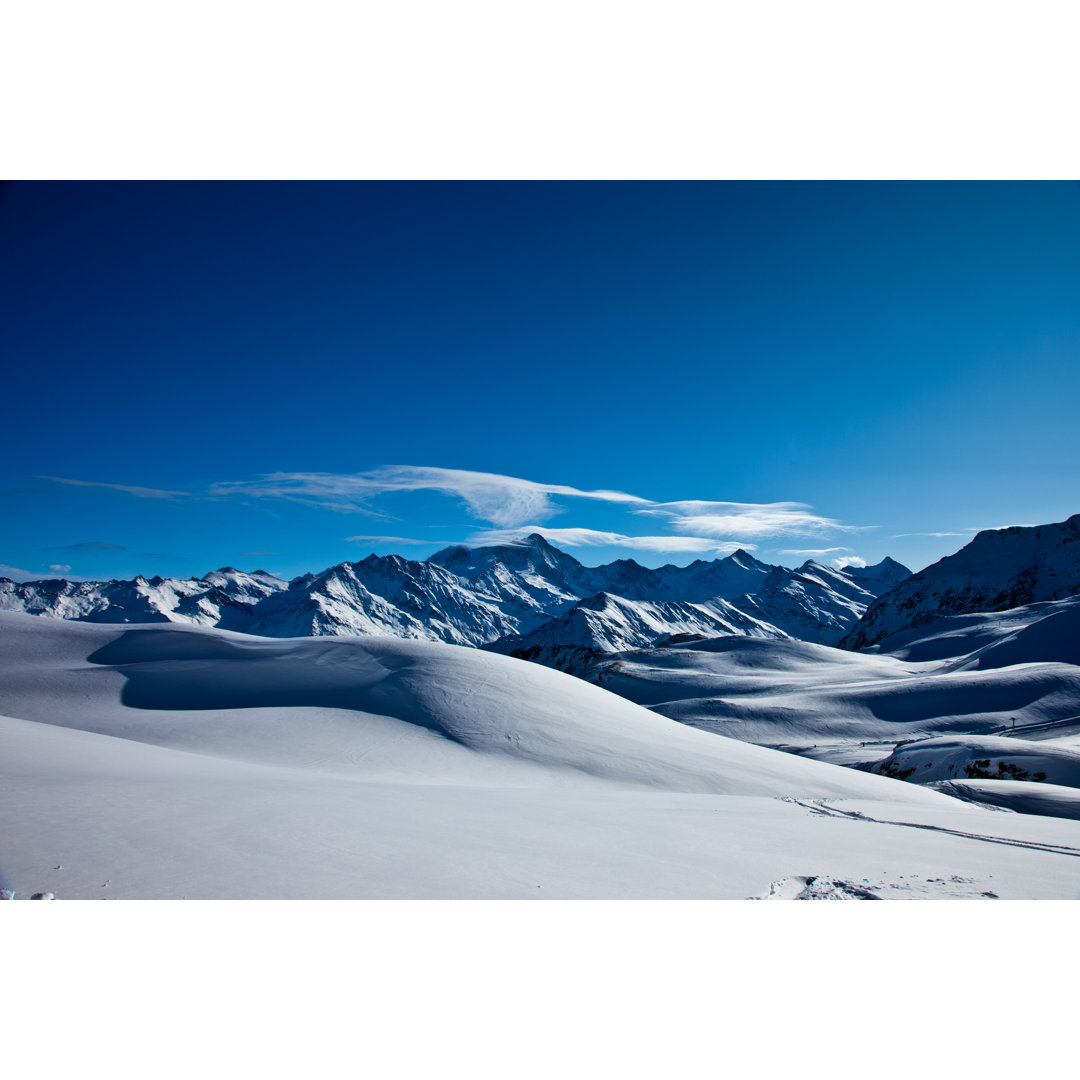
838 556 910 594
487 591 790 656
730 560 881 646
0 533 909 651
842 514 1080 650
0 567 287 629
245 554 523 646
581 548 776 603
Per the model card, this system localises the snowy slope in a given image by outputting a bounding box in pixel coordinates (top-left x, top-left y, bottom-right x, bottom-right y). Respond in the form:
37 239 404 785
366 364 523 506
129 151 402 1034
842 513 1080 649
859 595 1080 670
5 611 1080 899
0 612 934 799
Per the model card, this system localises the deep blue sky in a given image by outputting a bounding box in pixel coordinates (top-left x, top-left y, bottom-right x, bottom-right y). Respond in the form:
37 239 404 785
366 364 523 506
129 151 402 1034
2 181 1078 582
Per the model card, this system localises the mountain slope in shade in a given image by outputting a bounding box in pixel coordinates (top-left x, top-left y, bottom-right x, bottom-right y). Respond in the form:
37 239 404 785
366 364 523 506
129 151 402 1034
842 514 1080 650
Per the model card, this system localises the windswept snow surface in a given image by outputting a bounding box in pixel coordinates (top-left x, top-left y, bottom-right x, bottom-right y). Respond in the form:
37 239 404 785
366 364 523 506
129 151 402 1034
4 611 1080 898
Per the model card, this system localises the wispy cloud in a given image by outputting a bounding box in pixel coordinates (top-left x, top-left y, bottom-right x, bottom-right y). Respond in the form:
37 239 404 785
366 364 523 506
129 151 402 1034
467 527 752 555
637 501 862 539
47 563 72 572
211 466 860 548
38 476 188 500
42 541 127 551
889 530 975 539
833 555 867 569
25 466 864 549
211 466 648 527
0 563 36 581
345 534 431 546
777 546 851 557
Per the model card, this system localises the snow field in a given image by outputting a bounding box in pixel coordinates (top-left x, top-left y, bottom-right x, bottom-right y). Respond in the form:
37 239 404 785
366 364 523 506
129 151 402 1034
3 612 1080 898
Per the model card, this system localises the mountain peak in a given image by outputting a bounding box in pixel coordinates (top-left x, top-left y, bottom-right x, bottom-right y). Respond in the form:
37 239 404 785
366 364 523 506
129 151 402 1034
727 548 766 568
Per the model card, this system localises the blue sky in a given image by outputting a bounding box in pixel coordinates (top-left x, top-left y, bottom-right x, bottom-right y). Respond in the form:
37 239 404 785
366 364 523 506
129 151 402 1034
2 180 1078 582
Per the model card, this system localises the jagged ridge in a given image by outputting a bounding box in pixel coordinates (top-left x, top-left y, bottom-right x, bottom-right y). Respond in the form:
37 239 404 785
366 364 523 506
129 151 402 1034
1 533 910 650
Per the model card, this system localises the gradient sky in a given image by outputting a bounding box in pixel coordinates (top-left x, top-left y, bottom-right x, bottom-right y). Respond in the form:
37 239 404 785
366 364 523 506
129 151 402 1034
2 180 1078 583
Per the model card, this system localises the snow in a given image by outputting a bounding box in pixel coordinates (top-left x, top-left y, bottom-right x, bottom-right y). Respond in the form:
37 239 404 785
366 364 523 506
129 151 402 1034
4 611 1080 899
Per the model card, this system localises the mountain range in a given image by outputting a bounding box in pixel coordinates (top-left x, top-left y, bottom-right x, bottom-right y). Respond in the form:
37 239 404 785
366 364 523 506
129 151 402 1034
0 535 909 652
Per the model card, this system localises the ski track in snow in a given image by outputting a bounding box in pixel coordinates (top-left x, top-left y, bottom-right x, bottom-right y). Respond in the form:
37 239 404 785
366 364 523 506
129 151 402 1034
786 798 1080 858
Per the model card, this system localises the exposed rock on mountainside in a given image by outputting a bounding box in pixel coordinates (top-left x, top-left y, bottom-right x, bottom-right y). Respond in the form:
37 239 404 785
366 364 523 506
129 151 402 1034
841 514 1080 650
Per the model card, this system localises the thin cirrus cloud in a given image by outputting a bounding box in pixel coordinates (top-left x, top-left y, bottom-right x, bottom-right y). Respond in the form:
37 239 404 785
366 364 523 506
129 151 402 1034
892 525 1034 539
0 563 36 580
635 501 861 539
54 465 859 558
43 541 127 551
777 547 851 557
466 527 753 555
212 466 855 540
345 535 432 546
48 564 72 572
38 476 189 500
212 466 648 527
889 530 976 539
